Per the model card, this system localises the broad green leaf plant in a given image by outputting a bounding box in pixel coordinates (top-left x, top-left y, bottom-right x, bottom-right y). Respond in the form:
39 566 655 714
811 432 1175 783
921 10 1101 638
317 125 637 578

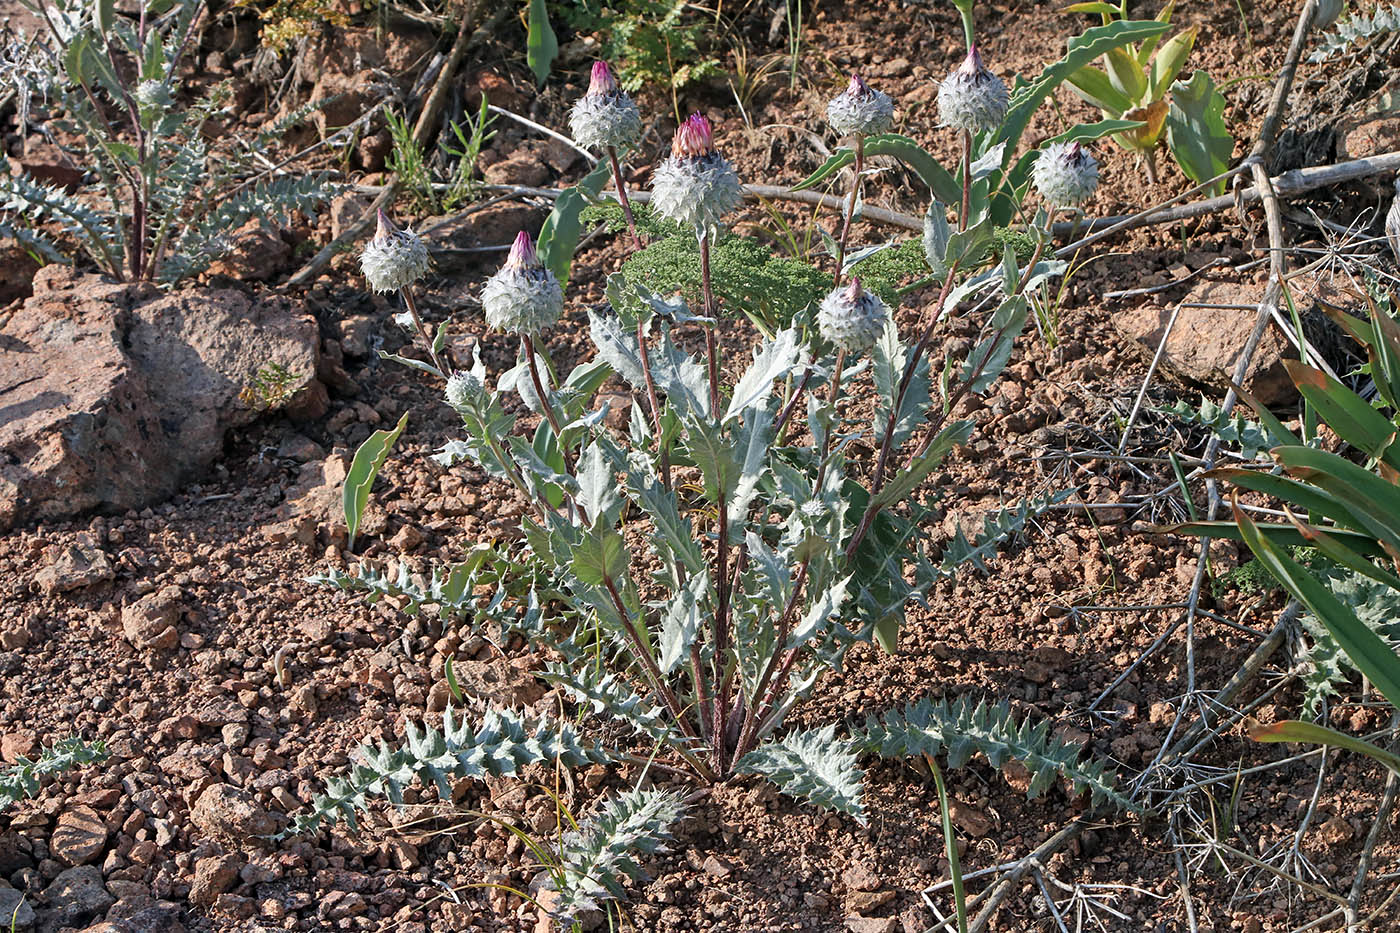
299 3 1141 920
1177 284 1400 774
1063 0 1230 189
0 0 335 283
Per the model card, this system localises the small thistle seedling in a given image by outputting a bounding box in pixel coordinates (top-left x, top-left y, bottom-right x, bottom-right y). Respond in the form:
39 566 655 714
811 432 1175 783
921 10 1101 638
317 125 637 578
0 0 336 283
297 12 1161 922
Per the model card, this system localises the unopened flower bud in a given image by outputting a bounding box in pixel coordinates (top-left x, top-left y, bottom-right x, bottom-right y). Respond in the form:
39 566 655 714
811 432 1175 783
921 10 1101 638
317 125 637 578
1032 142 1099 207
445 369 483 408
826 74 894 138
938 46 1008 134
818 278 887 352
482 231 564 335
651 113 743 236
568 60 643 154
360 209 429 293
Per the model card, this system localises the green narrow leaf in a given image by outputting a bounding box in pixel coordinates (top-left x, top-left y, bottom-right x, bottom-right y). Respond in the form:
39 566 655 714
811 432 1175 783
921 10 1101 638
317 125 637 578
1285 360 1400 470
794 134 960 205
869 421 974 511
1165 70 1232 196
1149 26 1197 100
525 0 558 87
1235 504 1400 709
343 412 409 550
929 757 969 933
1163 519 1385 556
538 159 611 285
1247 719 1400 774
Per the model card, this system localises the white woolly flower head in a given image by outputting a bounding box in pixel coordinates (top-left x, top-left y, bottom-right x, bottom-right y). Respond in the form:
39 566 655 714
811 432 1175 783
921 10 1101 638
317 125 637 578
445 369 484 409
818 278 887 352
826 74 894 138
937 46 1009 134
481 231 564 336
1032 142 1100 207
568 60 643 153
650 113 743 237
360 209 430 293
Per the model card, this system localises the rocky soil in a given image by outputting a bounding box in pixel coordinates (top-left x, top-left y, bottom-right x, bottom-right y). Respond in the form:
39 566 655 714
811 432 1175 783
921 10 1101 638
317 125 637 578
3 1 1399 932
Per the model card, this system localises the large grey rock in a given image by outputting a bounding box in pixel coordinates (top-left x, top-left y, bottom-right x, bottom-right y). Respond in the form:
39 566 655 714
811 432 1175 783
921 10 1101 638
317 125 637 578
38 865 113 930
0 267 325 531
0 887 35 931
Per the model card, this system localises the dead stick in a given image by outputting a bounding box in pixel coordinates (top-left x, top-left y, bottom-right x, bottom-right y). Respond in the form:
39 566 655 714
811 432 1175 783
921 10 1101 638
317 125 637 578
287 1 483 287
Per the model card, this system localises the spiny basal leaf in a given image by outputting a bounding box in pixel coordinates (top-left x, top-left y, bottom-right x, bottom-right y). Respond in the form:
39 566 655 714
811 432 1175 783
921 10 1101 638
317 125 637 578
736 724 866 822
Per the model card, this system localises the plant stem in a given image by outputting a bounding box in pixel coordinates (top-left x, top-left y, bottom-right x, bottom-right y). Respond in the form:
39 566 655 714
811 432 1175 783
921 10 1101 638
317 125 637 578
699 232 722 414
813 349 845 493
607 146 643 251
635 318 673 491
400 288 453 377
601 575 710 775
959 129 972 232
735 558 809 757
522 333 564 439
773 367 815 443
711 478 732 771
835 135 864 287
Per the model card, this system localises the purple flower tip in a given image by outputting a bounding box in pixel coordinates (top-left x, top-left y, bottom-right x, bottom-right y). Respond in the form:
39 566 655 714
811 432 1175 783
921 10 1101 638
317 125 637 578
374 208 398 241
506 230 539 269
588 60 618 96
844 277 865 302
672 113 716 159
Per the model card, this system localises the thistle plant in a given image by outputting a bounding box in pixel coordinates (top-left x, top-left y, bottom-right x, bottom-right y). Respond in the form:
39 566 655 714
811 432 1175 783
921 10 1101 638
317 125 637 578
826 74 893 283
1387 175 1400 266
296 8 1153 917
0 0 334 283
569 60 644 249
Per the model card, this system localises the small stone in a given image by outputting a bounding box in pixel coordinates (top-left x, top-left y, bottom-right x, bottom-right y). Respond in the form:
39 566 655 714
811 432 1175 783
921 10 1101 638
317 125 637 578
35 543 114 594
51 806 109 865
847 890 896 912
189 854 241 907
42 864 114 918
845 918 898 933
189 784 276 838
702 855 732 879
121 587 182 653
842 864 881 893
1 729 38 763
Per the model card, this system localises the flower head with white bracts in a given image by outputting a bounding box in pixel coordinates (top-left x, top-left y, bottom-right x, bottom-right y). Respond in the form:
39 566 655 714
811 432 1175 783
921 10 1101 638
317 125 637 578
481 231 564 336
1032 142 1100 207
826 74 894 138
445 369 484 409
360 209 430 293
818 277 888 353
568 60 643 154
650 113 744 238
937 46 1009 134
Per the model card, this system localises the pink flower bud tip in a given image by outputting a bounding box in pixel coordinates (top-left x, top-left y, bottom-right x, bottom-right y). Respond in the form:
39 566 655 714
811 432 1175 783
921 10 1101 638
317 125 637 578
958 45 986 76
844 277 864 301
672 113 716 159
588 60 618 96
374 208 397 241
846 74 870 96
506 230 539 269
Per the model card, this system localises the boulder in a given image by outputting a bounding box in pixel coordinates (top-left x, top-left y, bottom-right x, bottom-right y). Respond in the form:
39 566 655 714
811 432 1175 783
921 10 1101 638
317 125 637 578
1113 278 1296 405
39 865 114 928
0 887 35 931
0 268 325 531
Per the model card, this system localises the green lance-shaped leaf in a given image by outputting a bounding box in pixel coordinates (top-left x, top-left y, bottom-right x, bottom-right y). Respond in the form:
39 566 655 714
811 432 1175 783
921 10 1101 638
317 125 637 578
539 159 611 285
1235 502 1400 710
794 133 960 205
1247 719 1400 775
344 412 409 550
1165 70 1232 196
525 0 558 86
869 421 974 511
